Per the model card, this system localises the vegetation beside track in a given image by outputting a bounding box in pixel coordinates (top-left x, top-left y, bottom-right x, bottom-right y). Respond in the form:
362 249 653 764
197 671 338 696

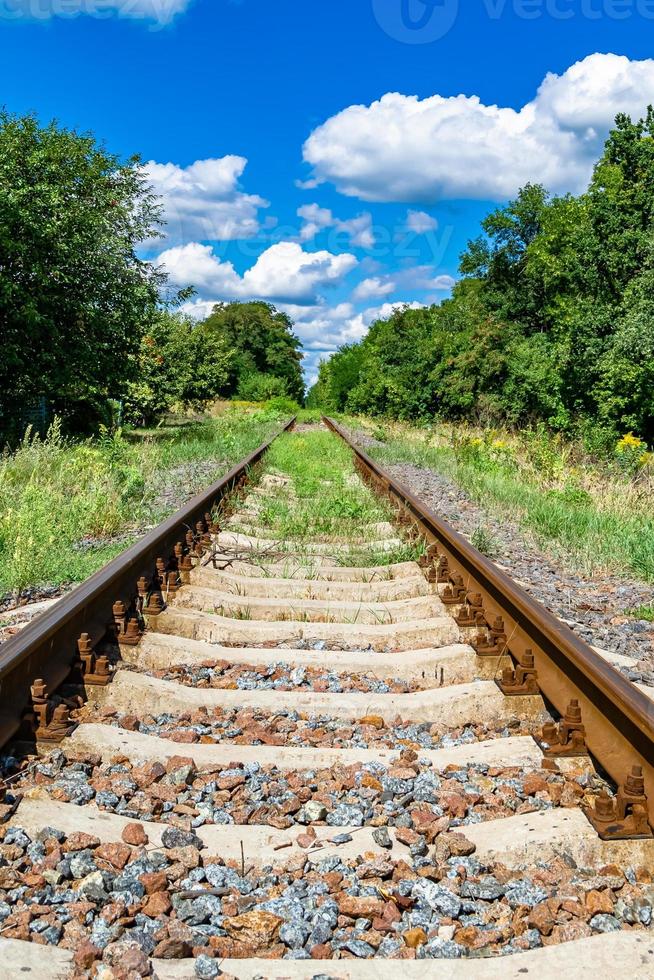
339 415 654 583
309 112 654 446
0 406 284 598
230 427 424 567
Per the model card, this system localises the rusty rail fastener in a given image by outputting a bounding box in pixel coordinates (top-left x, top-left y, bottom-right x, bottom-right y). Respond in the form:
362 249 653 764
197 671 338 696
537 699 588 757
143 591 165 617
205 511 220 534
473 616 508 657
585 767 653 840
455 592 485 628
30 679 76 742
77 633 112 686
497 649 539 696
113 600 141 647
441 573 467 606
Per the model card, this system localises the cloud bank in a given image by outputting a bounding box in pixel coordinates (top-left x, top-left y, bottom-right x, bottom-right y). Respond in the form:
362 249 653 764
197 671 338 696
159 240 357 305
303 53 654 202
144 157 268 245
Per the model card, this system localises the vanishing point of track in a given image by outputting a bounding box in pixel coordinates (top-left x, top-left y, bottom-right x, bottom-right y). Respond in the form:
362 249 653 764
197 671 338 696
0 417 653 978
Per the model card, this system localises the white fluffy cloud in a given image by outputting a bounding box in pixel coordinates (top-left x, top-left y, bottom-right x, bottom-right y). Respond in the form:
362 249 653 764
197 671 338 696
303 53 654 202
144 157 268 245
292 300 425 384
5 0 191 22
159 240 357 305
297 204 375 248
406 210 439 234
352 277 395 301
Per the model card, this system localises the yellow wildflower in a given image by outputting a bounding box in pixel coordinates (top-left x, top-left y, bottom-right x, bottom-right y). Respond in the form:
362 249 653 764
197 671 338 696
617 433 644 451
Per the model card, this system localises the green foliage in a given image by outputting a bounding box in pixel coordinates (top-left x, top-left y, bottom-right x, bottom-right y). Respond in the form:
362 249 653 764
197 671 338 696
0 111 165 434
351 416 654 582
627 605 654 622
123 311 233 426
201 301 305 403
0 408 281 595
264 395 301 415
248 429 423 568
309 110 654 444
237 372 289 402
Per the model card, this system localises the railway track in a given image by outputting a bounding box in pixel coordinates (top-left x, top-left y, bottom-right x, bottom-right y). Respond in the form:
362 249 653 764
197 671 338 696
0 419 653 978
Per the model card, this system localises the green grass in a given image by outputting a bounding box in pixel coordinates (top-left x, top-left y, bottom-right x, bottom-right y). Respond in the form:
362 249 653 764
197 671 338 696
254 430 391 537
627 605 654 622
240 429 415 567
0 407 284 596
339 416 654 583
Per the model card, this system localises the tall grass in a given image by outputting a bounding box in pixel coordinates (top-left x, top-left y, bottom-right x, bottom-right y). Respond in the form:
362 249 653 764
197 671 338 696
0 409 282 595
343 417 654 583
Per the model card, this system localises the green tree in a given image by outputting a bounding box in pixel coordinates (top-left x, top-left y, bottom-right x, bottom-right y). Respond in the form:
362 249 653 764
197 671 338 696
0 111 165 433
123 312 233 426
200 301 305 402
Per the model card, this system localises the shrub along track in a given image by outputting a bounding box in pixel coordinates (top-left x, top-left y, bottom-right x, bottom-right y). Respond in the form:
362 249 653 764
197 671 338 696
0 420 653 978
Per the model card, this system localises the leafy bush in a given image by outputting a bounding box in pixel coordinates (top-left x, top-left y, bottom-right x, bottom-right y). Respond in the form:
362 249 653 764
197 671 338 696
265 395 301 415
309 110 654 444
237 372 289 402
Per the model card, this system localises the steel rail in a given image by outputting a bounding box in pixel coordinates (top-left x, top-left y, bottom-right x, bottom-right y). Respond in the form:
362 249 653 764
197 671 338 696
0 417 295 748
325 416 654 829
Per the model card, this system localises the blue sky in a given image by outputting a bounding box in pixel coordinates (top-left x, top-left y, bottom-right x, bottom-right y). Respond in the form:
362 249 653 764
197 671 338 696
3 1 654 382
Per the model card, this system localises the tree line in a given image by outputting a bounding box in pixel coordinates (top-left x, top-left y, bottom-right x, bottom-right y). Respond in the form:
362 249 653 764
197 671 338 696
309 111 654 443
0 111 304 438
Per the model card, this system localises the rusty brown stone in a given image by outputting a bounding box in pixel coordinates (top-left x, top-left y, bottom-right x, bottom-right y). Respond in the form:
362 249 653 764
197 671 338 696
95 842 132 870
402 927 427 948
122 822 149 846
336 894 385 919
585 889 615 917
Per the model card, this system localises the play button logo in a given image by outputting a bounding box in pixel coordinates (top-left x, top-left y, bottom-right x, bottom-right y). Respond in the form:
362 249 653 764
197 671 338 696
372 0 460 44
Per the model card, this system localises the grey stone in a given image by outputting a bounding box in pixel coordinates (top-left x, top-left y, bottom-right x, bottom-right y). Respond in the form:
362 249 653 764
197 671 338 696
41 925 63 945
309 920 333 945
344 939 375 957
280 920 311 949
195 953 221 978
504 879 548 909
4 827 30 848
515 928 541 950
91 918 123 950
413 880 462 918
78 870 107 902
26 841 46 862
36 826 66 843
372 827 392 849
590 914 622 933
461 876 505 901
261 897 305 921
96 791 120 808
376 936 403 956
418 937 466 958
327 804 364 827
161 827 203 849
413 770 441 802
70 850 98 879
